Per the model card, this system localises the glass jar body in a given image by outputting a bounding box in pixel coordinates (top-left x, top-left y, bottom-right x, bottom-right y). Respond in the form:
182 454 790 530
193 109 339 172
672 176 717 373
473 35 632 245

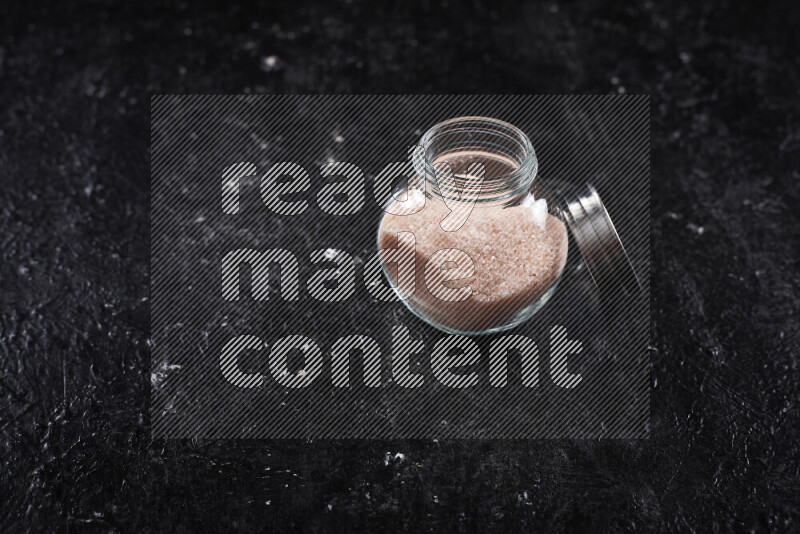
377 117 569 335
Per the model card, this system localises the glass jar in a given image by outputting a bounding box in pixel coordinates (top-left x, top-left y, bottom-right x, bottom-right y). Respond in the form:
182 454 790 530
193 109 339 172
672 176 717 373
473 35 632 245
377 116 638 336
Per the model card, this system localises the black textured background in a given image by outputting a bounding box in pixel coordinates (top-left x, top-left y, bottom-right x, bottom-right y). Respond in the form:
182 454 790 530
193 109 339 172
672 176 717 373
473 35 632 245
150 95 650 440
1 0 799 532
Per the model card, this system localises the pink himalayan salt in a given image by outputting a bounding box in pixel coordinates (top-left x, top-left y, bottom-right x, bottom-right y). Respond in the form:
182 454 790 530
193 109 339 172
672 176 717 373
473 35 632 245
379 193 568 332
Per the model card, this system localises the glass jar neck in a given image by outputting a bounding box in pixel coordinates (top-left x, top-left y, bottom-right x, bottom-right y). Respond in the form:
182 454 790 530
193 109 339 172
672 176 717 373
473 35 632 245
413 116 538 206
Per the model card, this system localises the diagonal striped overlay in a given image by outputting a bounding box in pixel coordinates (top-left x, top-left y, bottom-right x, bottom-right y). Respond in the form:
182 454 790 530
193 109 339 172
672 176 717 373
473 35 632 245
151 95 650 439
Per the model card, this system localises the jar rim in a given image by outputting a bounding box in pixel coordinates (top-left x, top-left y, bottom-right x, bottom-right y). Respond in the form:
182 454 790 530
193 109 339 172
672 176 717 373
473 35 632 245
414 116 538 204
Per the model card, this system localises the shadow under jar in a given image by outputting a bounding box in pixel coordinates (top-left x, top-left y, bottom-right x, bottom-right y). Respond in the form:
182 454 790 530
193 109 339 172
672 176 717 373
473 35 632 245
377 116 638 336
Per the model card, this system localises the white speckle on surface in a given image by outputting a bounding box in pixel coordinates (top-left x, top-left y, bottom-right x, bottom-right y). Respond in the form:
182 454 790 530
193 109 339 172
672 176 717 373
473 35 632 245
687 222 705 235
323 248 338 260
151 362 182 388
384 452 406 465
260 55 279 72
334 134 344 143
327 503 333 511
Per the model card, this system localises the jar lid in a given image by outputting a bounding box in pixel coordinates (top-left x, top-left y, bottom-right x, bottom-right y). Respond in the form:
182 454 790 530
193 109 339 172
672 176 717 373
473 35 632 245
561 184 641 295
